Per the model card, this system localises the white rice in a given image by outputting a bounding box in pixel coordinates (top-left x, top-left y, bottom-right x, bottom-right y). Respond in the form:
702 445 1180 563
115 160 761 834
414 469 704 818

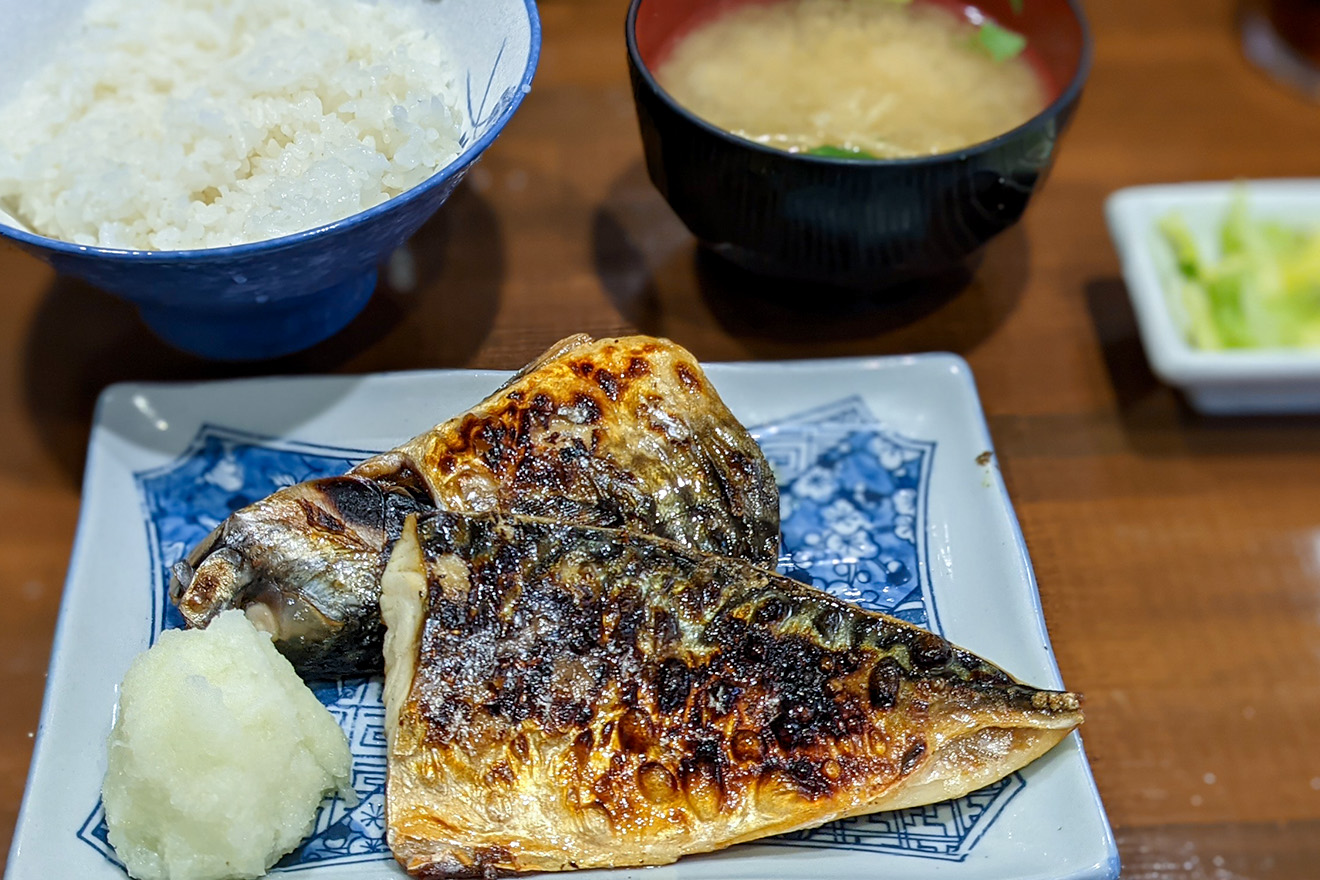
0 0 464 250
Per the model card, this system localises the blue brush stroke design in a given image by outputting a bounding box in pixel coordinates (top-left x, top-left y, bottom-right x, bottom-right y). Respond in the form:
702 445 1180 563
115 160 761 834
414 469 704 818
79 398 1020 869
467 39 507 129
462 38 524 150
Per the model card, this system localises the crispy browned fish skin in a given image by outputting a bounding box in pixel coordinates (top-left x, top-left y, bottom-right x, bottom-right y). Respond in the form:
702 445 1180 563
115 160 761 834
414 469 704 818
171 335 781 678
354 333 779 563
381 512 1083 878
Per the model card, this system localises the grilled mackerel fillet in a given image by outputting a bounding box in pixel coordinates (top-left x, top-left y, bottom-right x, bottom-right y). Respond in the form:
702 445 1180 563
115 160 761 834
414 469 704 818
170 335 780 678
381 512 1083 878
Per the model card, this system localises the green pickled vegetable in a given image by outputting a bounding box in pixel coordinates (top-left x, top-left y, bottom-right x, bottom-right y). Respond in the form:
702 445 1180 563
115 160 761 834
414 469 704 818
805 144 880 159
973 21 1027 63
1158 193 1320 350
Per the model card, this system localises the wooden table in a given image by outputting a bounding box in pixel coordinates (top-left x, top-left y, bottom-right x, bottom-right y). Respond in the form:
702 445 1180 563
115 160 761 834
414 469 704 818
3 0 1319 876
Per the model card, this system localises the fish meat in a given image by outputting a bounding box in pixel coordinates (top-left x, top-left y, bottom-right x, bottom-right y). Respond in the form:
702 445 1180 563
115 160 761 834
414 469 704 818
380 511 1083 878
170 476 433 677
171 335 781 678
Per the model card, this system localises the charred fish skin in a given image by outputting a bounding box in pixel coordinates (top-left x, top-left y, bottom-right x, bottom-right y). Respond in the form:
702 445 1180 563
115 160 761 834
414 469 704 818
171 475 433 678
383 511 1083 878
352 335 781 567
173 335 781 679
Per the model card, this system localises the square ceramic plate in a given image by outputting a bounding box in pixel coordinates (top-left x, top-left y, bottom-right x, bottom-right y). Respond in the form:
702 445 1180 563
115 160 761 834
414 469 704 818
1106 179 1320 414
6 353 1118 880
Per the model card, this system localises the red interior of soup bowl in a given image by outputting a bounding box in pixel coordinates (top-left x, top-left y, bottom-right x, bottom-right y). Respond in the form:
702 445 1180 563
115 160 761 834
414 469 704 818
632 0 1087 104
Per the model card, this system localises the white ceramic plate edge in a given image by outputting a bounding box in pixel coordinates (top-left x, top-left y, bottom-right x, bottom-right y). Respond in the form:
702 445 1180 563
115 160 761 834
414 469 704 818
4 353 1119 880
5 394 120 874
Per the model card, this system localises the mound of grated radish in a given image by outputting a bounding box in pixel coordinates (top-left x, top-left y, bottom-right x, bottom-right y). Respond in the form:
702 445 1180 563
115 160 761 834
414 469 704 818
102 611 354 880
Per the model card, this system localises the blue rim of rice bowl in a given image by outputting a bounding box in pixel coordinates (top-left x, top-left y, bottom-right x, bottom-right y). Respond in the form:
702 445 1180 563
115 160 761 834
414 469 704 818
0 0 542 260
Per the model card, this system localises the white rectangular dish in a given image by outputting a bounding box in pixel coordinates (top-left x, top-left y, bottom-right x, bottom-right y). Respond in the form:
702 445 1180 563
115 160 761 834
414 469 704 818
6 353 1118 880
1106 179 1320 415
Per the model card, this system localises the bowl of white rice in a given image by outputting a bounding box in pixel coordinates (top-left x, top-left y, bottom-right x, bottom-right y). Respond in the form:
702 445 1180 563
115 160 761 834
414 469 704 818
0 0 540 359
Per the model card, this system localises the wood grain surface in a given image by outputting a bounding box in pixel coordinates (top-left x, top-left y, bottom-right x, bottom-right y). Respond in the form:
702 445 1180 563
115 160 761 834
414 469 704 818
2 0 1319 876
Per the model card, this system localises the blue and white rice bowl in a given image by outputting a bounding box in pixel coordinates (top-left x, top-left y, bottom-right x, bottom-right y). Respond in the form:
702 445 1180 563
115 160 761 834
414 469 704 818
0 0 541 359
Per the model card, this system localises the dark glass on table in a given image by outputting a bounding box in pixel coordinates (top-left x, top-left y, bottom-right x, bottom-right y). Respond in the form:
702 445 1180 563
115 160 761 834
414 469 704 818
1243 0 1320 96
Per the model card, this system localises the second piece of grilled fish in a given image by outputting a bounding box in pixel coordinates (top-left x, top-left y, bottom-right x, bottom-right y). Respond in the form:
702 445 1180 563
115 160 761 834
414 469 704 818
381 511 1083 878
171 335 781 678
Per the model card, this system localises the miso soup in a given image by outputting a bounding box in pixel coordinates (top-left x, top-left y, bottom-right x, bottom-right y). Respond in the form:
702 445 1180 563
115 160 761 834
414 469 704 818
655 0 1048 159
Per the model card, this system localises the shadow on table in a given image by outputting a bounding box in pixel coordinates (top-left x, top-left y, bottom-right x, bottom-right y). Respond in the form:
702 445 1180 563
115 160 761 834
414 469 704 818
19 182 505 488
1083 276 1320 454
591 161 1029 361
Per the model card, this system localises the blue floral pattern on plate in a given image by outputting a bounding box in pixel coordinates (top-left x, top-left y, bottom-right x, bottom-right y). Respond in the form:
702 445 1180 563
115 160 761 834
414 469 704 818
78 399 1020 870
